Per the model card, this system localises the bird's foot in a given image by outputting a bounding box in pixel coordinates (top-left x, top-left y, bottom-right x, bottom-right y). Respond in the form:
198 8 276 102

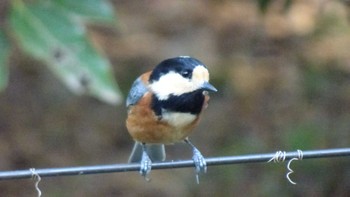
140 148 152 181
185 139 207 184
192 147 207 174
192 147 207 184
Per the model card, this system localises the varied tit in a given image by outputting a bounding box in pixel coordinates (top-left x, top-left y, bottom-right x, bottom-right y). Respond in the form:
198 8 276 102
126 56 217 181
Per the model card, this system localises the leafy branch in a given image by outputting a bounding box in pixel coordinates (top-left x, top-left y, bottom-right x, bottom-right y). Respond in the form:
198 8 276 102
0 0 122 105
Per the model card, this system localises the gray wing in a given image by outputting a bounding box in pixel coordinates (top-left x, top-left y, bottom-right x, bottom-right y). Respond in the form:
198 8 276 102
126 76 149 107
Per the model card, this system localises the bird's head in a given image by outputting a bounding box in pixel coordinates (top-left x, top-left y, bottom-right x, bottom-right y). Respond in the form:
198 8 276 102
149 56 217 100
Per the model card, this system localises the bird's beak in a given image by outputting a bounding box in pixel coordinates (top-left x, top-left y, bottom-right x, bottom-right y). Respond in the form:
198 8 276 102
201 82 217 92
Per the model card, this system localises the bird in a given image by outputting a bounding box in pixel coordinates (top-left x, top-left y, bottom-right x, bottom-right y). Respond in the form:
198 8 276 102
125 56 217 181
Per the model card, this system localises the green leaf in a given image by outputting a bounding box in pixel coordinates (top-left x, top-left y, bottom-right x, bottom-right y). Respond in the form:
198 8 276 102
0 29 10 92
10 1 122 105
51 0 116 24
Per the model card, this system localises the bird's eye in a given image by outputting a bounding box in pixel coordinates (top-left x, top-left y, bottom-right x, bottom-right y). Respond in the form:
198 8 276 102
180 70 190 78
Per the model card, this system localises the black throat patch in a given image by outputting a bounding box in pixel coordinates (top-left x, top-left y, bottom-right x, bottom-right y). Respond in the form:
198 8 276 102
151 90 205 116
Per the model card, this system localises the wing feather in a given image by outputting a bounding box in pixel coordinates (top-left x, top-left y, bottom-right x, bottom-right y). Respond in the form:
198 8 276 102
126 76 149 107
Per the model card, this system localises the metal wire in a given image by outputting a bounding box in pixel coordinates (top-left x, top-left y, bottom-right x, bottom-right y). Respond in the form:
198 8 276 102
0 148 349 180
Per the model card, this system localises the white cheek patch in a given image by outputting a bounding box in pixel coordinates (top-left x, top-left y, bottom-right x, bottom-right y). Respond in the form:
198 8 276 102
150 72 200 100
149 66 210 100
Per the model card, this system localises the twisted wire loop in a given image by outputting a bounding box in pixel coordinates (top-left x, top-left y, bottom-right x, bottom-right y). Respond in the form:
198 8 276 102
267 150 303 185
267 151 287 163
29 168 42 197
286 150 303 185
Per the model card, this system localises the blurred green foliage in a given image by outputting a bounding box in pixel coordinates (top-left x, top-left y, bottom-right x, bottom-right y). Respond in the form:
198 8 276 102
257 0 293 13
1 0 121 105
284 122 327 150
52 0 116 24
0 30 10 91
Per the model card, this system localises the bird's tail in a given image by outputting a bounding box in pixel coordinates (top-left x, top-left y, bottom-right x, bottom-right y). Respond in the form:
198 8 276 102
128 142 166 163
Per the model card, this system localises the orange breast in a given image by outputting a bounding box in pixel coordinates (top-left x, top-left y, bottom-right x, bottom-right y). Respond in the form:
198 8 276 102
126 92 204 144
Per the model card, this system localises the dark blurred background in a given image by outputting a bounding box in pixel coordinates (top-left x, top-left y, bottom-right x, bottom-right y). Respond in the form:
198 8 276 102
1 0 350 196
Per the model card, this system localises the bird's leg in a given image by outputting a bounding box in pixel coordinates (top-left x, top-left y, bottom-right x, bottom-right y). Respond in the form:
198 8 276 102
184 138 207 183
140 143 152 181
